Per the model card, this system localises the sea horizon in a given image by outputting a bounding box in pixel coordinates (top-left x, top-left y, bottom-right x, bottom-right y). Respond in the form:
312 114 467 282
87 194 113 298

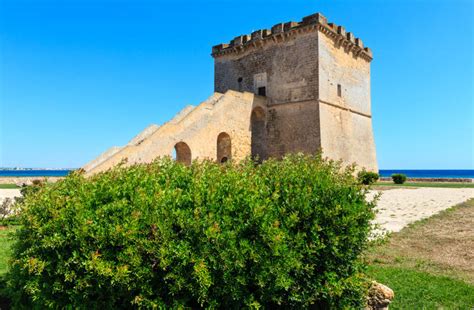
0 168 473 178
378 169 474 179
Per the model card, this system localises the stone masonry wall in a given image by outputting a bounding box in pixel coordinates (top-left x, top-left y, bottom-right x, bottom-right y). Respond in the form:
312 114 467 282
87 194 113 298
265 101 321 158
317 32 377 171
214 29 322 158
214 30 319 105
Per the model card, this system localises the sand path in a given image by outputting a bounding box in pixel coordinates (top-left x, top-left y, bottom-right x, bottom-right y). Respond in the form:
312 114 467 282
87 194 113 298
0 189 21 204
369 187 474 234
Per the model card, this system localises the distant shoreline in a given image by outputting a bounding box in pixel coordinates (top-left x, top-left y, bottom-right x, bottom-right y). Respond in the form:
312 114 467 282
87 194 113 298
379 177 473 183
0 169 473 179
0 169 74 177
0 169 473 178
0 168 74 171
378 169 474 179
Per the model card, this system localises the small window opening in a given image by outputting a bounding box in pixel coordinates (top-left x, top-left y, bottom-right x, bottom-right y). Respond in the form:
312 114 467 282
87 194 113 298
337 84 342 97
238 77 243 91
258 86 266 96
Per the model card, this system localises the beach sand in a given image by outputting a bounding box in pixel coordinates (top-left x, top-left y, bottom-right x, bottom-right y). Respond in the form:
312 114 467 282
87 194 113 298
369 187 474 234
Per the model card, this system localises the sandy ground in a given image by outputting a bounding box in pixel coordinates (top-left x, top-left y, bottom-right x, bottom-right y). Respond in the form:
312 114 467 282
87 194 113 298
0 189 21 204
369 187 474 234
0 176 63 186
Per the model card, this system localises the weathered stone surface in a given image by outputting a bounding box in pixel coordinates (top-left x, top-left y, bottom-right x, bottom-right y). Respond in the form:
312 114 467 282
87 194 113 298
82 146 123 172
84 12 377 174
212 12 377 171
85 91 266 175
367 281 395 310
127 124 160 146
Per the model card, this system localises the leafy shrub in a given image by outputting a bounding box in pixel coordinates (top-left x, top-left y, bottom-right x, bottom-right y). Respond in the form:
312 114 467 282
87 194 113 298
391 174 407 184
0 198 12 222
357 170 379 185
6 155 376 308
0 197 21 226
16 181 43 203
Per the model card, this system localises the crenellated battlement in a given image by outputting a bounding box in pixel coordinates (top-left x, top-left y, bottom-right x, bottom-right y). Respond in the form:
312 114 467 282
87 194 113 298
211 13 372 62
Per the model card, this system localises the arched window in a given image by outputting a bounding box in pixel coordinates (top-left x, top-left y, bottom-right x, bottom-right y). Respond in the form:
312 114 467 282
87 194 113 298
251 107 266 161
174 142 191 165
217 132 231 163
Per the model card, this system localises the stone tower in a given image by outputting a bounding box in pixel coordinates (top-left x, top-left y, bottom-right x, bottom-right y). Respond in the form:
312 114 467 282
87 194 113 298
212 13 377 171
83 12 377 175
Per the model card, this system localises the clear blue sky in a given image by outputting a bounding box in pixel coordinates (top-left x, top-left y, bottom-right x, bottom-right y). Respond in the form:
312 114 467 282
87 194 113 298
0 0 472 169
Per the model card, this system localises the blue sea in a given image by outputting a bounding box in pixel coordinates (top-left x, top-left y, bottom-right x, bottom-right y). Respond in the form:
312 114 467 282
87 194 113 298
0 170 73 177
0 169 473 179
378 170 474 179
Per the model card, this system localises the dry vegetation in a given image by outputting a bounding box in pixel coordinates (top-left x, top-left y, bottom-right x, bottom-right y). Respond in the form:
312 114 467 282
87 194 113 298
366 199 474 308
367 199 474 284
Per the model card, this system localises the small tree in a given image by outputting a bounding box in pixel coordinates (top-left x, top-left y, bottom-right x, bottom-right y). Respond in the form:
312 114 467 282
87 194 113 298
391 173 407 184
14 181 44 205
0 198 13 222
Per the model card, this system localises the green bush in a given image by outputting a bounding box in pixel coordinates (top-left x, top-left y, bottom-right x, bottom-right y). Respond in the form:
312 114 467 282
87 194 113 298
357 170 379 185
391 173 407 184
6 155 376 309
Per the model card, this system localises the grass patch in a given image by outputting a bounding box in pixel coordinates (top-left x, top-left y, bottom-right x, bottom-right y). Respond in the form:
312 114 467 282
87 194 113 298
374 182 474 189
367 265 474 309
0 226 16 276
368 199 474 283
367 199 474 308
0 184 19 189
0 226 16 308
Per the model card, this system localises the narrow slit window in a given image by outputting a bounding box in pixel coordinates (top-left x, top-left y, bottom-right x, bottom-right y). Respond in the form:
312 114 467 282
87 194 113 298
237 77 243 91
337 84 342 97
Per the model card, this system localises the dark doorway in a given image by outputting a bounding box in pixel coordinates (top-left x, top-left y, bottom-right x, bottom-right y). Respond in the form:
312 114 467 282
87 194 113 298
217 132 231 163
174 142 192 165
251 107 266 161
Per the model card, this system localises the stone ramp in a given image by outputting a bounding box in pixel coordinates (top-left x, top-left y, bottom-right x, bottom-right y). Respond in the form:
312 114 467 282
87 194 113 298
82 146 123 172
127 124 160 146
83 91 265 175
83 123 160 172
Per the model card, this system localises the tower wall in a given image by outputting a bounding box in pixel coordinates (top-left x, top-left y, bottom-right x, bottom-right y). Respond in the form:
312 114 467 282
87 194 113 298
213 21 324 158
214 29 319 105
317 30 377 171
212 13 377 170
